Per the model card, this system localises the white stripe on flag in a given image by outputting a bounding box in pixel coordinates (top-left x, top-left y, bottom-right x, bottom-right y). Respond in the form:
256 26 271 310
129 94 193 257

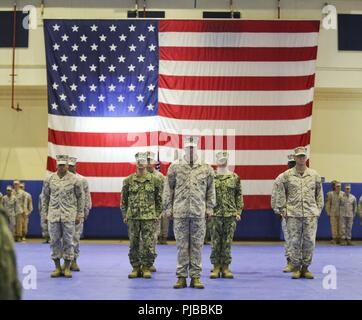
158 88 314 106
48 114 311 136
159 32 319 48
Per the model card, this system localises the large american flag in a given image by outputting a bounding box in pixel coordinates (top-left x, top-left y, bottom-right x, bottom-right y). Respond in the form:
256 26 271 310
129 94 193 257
44 19 320 209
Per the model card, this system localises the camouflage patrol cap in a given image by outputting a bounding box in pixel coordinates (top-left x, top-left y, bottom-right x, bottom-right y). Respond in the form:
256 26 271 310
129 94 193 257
345 183 351 189
294 146 307 156
216 151 229 164
68 157 77 166
287 154 296 162
335 181 341 187
135 152 148 164
6 186 12 191
183 136 199 148
13 180 20 185
56 154 69 165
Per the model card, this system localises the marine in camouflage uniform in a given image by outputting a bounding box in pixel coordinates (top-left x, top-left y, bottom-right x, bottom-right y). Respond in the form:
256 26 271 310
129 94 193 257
339 184 357 245
271 154 296 273
163 136 216 289
38 190 50 243
42 155 85 278
121 152 163 279
13 181 26 242
19 182 33 241
325 181 343 244
0 204 21 300
276 147 324 279
210 151 243 280
68 157 92 272
2 186 17 236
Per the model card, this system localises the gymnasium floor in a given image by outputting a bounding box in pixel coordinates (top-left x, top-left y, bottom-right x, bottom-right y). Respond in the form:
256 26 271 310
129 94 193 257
15 240 362 300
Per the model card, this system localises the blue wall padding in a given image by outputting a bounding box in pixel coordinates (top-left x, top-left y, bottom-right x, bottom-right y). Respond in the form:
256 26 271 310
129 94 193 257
2 180 362 240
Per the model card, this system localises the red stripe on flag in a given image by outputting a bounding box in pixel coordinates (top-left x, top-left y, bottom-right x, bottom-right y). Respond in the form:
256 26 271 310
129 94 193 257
48 129 159 147
158 102 313 121
159 75 315 91
91 192 271 210
160 46 318 62
47 129 310 150
159 20 320 33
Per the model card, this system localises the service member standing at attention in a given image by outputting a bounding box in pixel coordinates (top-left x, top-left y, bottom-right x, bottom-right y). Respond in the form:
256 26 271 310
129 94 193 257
163 136 216 289
68 157 92 271
276 147 324 280
271 154 296 273
210 151 243 280
19 182 33 242
121 152 162 279
13 181 26 242
42 155 85 278
2 186 17 236
339 184 357 246
39 190 50 243
326 181 343 244
146 151 168 245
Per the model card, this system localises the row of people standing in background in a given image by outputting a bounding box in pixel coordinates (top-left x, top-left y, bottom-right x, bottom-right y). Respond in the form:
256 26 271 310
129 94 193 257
0 181 33 242
326 181 362 245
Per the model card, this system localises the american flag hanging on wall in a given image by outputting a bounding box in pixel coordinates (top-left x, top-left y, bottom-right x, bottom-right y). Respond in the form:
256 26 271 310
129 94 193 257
44 19 320 209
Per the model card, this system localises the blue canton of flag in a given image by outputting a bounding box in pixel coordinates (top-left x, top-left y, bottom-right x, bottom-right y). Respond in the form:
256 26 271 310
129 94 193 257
44 20 159 117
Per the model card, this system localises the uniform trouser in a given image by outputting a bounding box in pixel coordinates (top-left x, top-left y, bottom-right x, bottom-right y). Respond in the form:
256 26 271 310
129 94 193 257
339 216 354 240
128 219 158 268
23 214 29 236
40 215 49 238
9 216 16 236
204 218 212 242
49 220 75 261
287 216 318 268
329 216 340 240
174 217 206 278
73 221 84 259
281 217 291 260
210 216 236 266
157 215 169 240
15 213 26 238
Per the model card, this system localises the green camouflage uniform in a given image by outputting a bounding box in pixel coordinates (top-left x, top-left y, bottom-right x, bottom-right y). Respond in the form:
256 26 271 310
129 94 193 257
211 171 243 266
340 193 357 241
151 171 168 241
121 172 162 268
0 205 21 300
163 159 216 278
276 167 324 269
2 194 17 235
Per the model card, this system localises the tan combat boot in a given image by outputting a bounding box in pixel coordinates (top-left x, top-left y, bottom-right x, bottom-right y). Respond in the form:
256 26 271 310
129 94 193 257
283 259 294 273
63 260 73 278
210 265 221 279
51 259 62 278
221 265 234 279
142 266 152 279
173 277 187 289
128 267 142 279
190 277 205 289
291 266 302 279
70 259 80 271
301 266 314 279
149 265 157 272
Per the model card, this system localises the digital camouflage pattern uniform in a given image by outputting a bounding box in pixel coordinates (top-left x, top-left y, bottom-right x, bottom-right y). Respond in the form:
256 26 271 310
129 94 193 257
0 205 21 300
14 189 26 240
152 170 168 242
22 190 33 239
2 194 17 235
211 171 243 267
276 167 324 270
340 192 357 241
42 171 85 261
38 191 49 239
121 172 162 269
271 173 291 261
73 173 92 260
325 190 344 241
163 159 216 279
